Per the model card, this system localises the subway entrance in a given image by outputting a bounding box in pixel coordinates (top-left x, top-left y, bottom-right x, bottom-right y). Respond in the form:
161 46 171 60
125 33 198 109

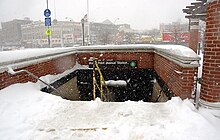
76 58 172 102
41 60 173 102
77 59 156 102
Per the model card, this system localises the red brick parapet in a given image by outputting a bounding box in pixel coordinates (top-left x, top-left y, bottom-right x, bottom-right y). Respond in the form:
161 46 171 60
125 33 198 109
77 45 199 99
0 50 77 89
77 52 154 69
0 45 199 101
154 54 197 99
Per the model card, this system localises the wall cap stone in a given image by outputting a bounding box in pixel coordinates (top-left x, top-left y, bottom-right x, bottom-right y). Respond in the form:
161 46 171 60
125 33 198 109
0 51 76 73
77 44 200 67
0 44 200 72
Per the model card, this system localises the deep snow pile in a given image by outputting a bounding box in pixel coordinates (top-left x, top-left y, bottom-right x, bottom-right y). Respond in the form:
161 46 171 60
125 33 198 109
0 82 220 140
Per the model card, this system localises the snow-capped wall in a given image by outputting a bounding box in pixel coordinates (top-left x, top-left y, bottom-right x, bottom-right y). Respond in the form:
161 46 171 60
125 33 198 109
77 44 199 60
0 44 199 100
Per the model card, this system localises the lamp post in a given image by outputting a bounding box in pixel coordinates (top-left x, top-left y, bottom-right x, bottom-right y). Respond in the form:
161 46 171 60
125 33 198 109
81 18 85 46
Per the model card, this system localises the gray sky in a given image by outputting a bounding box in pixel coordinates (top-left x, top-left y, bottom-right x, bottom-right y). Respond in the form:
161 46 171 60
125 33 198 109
0 0 192 30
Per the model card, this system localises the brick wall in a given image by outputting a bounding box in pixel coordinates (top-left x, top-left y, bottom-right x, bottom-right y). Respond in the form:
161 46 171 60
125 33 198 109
77 52 154 69
201 0 220 102
0 49 198 100
154 54 197 99
78 52 197 99
0 54 76 89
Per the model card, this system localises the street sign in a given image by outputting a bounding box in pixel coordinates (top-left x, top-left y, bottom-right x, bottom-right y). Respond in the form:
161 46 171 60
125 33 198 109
44 9 51 17
45 28 52 36
88 60 138 69
45 17 51 26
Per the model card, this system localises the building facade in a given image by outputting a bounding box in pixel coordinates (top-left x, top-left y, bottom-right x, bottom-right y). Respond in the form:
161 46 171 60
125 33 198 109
160 22 190 44
90 22 118 45
21 20 82 48
1 19 32 46
21 19 131 47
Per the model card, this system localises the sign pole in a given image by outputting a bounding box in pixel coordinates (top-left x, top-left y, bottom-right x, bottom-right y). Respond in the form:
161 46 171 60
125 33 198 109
87 0 90 45
46 0 49 9
45 0 51 47
47 0 50 47
48 29 51 48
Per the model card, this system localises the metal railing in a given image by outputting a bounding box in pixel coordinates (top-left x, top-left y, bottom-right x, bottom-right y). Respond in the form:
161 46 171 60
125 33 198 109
7 67 61 95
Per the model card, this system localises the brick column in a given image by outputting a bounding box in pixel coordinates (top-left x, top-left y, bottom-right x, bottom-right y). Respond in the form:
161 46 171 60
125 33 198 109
189 18 199 53
200 0 220 103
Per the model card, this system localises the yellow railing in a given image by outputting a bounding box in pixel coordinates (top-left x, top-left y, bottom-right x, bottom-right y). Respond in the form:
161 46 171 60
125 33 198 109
92 59 110 101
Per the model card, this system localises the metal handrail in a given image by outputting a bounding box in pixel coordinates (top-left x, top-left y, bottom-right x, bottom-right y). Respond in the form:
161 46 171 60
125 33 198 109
7 67 61 95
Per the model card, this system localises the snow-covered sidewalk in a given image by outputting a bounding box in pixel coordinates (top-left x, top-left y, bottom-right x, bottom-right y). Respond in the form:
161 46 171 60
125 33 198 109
0 82 220 140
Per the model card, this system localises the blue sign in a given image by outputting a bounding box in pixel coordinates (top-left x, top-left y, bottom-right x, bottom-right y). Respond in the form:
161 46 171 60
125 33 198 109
44 9 51 17
45 17 51 26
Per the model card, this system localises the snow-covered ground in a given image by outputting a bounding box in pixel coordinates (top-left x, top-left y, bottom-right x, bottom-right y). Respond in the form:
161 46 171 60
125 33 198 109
0 81 220 140
0 46 219 139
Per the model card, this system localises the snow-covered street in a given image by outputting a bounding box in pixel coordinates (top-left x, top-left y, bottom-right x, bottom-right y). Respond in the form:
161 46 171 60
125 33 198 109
0 82 219 140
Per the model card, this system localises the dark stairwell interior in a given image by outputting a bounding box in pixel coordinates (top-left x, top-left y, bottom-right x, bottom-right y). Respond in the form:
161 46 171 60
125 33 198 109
41 68 173 102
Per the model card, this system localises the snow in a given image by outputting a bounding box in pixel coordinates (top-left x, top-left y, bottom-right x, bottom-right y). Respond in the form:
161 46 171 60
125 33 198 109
0 46 215 139
0 47 76 64
7 66 16 75
174 70 183 74
0 81 220 139
207 0 216 3
37 62 87 88
78 44 199 59
105 80 127 87
153 45 198 58
0 45 199 67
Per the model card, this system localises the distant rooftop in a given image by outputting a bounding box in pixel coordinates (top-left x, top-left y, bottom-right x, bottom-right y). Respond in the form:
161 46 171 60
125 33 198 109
102 19 113 25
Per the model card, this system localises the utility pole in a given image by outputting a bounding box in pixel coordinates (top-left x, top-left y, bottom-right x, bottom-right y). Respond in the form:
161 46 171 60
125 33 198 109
54 0 57 19
87 0 90 45
81 18 85 46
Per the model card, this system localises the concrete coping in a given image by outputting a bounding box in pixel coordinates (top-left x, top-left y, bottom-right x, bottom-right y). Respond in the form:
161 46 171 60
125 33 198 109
77 44 200 67
0 44 200 72
0 48 77 73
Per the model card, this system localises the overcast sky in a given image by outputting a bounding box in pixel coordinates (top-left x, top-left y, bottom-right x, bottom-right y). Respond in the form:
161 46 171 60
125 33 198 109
0 0 192 30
